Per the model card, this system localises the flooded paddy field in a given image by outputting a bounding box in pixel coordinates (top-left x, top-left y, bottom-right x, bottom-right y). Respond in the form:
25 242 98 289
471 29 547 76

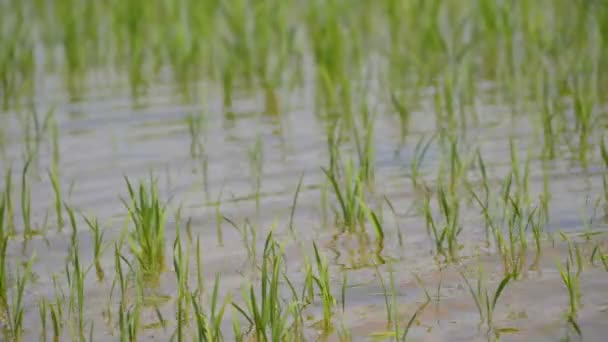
1 1 608 341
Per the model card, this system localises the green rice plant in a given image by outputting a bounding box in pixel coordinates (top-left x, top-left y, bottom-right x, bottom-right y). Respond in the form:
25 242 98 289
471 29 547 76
288 173 304 235
249 134 264 214
281 273 307 341
312 241 335 332
0 236 7 320
20 157 32 238
460 266 512 335
2 168 14 236
529 203 547 269
83 214 106 282
195 236 204 296
400 277 431 342
389 91 411 144
66 240 87 342
122 177 166 284
572 80 593 169
556 253 582 336
172 229 190 342
49 275 65 342
191 273 229 342
603 174 608 217
64 203 79 262
49 110 60 168
224 217 257 266
232 231 295 340
49 300 62 342
2 253 36 342
352 107 376 188
0 193 5 242
407 135 435 191
423 183 462 262
374 264 394 327
322 159 365 233
539 79 561 161
508 138 532 207
600 135 608 167
370 269 432 341
39 298 47 342
591 246 608 272
114 242 141 342
384 196 404 247
325 118 344 178
215 186 224 246
492 195 529 279
49 166 64 231
469 151 493 247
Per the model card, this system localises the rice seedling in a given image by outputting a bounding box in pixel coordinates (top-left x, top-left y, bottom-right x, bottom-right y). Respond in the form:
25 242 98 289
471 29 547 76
65 239 87 342
389 91 411 144
407 135 435 192
288 173 304 235
249 134 264 214
556 250 582 336
191 273 229 342
423 183 462 262
172 229 190 342
325 118 344 179
322 159 365 233
374 264 394 327
384 196 404 248
400 278 431 342
113 241 143 342
0 235 7 323
20 157 32 238
460 266 512 336
83 214 106 282
493 195 529 279
232 231 295 340
49 165 64 231
312 241 335 333
49 275 65 342
592 246 608 272
39 298 48 342
0 192 6 241
122 177 167 284
2 168 14 235
215 186 224 247
224 217 258 266
2 253 36 342
352 106 376 188
600 135 608 167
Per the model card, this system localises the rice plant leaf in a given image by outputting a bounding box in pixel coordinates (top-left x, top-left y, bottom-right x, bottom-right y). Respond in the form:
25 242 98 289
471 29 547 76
491 274 512 311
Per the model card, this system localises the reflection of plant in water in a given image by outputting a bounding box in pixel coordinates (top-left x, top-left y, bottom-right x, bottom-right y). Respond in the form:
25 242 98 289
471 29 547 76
326 231 386 271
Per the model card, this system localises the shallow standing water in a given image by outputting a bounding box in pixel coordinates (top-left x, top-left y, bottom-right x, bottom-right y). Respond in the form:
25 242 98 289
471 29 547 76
1 67 608 342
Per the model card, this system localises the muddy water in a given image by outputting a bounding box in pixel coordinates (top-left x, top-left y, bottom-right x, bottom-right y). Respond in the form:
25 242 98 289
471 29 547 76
1 74 608 341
